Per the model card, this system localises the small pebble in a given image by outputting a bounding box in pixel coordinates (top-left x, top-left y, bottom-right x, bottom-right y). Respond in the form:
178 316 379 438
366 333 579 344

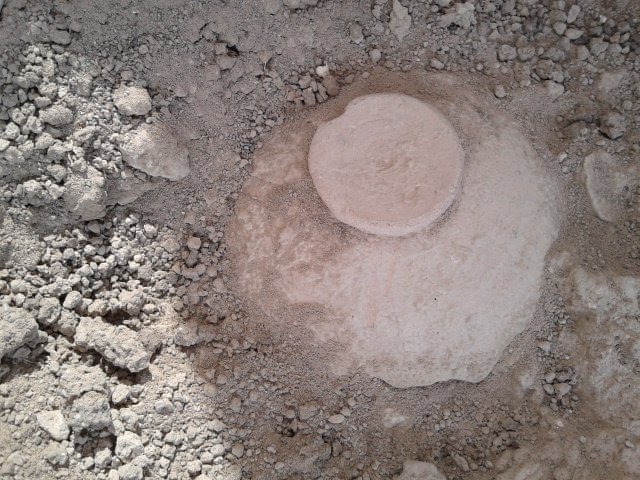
187 236 201 250
494 85 507 98
328 414 345 424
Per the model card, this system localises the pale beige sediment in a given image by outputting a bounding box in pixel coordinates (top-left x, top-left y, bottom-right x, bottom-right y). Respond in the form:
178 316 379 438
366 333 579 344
229 84 559 388
308 94 463 237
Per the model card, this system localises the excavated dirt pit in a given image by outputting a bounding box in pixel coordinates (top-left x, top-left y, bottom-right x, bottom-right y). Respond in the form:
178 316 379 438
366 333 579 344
2 2 640 479
228 73 560 388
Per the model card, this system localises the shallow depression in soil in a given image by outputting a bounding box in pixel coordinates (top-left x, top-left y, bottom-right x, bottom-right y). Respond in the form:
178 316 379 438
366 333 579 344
228 75 561 388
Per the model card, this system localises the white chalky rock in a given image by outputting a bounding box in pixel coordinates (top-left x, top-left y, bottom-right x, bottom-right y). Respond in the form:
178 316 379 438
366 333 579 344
439 2 476 30
63 165 107 220
545 80 565 100
119 123 190 180
596 71 626 94
230 89 559 387
264 0 282 14
562 267 640 418
36 410 70 441
69 391 113 432
599 112 627 140
395 460 446 480
75 317 151 373
113 86 152 116
116 431 145 462
390 0 412 41
39 105 73 126
309 95 462 237
584 150 639 222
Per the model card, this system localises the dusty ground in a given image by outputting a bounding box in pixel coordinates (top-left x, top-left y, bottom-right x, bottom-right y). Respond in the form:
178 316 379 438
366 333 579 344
0 0 639 479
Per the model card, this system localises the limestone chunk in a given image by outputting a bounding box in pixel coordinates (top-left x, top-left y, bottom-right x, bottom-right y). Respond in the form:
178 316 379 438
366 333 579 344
69 391 113 432
390 0 412 41
584 150 638 222
0 305 41 360
599 112 627 140
36 410 70 441
39 105 73 126
395 460 446 480
63 165 107 220
119 123 190 181
75 317 152 372
113 86 152 116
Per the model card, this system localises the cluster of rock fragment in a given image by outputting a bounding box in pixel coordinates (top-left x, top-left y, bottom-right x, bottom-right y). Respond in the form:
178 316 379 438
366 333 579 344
279 0 639 142
0 37 227 475
0 217 164 367
0 37 224 476
1 44 190 224
0 209 233 478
